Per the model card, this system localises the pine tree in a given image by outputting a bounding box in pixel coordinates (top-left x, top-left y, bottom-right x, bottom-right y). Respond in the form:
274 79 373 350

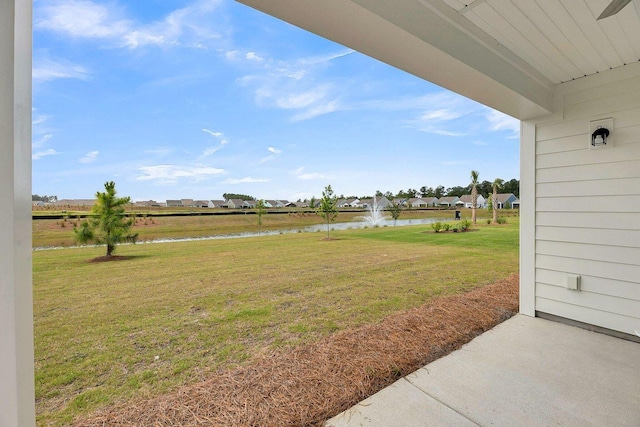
74 181 138 256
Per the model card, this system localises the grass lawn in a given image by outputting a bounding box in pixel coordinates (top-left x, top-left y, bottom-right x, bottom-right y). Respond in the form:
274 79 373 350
33 217 519 426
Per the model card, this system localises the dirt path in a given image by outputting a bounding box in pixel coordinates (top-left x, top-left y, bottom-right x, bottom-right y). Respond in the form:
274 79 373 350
74 274 519 427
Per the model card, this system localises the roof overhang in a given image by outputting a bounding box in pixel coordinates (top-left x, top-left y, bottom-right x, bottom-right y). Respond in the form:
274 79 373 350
236 0 555 120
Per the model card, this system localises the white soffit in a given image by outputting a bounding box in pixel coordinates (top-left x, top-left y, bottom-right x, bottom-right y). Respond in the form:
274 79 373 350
443 0 640 84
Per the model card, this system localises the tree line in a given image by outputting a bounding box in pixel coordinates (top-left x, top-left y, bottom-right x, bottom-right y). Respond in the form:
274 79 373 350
309 178 519 203
32 194 58 202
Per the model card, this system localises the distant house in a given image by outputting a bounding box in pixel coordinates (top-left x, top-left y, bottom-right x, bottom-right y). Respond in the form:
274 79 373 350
407 197 427 208
458 194 487 209
225 199 246 209
244 200 258 209
208 200 226 208
360 196 391 209
181 199 195 207
336 199 347 208
193 200 209 208
53 199 96 207
266 200 286 208
166 200 183 207
437 196 460 207
134 200 160 207
392 198 408 206
494 193 518 209
337 198 358 208
421 197 439 207
512 199 520 209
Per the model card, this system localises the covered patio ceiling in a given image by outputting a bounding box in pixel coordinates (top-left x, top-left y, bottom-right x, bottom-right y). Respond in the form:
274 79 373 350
237 0 640 120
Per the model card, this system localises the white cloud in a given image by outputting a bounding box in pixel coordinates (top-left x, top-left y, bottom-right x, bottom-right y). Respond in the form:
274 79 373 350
245 52 264 62
419 109 465 121
202 128 223 137
291 100 340 122
35 0 130 39
294 168 328 181
224 177 269 184
32 114 50 125
79 150 99 164
232 49 353 121
32 133 53 149
33 149 59 160
32 58 90 82
485 109 520 139
144 147 174 157
137 164 225 182
34 0 224 49
258 146 282 164
200 128 228 158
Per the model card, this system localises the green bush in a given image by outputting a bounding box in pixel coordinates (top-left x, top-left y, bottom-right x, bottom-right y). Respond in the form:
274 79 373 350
431 221 443 233
443 223 451 231
497 217 507 224
460 219 472 232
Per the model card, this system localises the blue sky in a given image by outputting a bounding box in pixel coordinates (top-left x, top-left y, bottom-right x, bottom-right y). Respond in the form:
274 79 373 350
32 0 520 202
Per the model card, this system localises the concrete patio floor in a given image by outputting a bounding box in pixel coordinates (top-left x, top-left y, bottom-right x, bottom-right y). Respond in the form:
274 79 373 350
326 314 640 426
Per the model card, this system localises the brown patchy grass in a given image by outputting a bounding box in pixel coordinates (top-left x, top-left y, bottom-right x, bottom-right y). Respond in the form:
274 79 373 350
73 275 518 426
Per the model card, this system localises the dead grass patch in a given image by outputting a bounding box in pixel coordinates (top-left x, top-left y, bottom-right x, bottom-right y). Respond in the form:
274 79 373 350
74 274 518 427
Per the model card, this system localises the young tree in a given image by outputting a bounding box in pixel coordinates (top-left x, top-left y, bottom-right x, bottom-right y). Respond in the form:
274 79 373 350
491 178 504 224
316 185 338 238
255 199 266 235
387 202 403 226
470 170 480 224
74 181 138 257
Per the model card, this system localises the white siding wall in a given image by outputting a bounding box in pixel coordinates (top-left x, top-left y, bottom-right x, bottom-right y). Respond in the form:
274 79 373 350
532 68 640 335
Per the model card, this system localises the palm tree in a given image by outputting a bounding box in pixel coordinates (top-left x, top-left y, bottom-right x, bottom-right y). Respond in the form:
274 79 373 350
491 178 504 224
470 170 479 224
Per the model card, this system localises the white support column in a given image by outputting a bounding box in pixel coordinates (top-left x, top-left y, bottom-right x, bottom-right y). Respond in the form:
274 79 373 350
519 120 536 316
0 0 35 426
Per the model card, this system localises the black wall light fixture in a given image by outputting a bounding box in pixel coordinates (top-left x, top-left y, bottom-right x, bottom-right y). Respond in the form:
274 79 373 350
589 118 613 149
591 125 610 146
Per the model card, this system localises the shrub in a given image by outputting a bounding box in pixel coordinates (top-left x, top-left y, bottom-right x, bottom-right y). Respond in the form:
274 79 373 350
460 219 472 232
431 221 443 233
486 219 491 224
442 223 451 232
497 217 507 224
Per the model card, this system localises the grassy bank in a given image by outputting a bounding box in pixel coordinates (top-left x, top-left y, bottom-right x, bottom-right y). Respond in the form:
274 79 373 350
32 208 480 248
34 218 519 426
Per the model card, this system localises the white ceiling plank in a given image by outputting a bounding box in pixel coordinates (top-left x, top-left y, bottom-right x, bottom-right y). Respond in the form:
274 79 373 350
562 0 623 69
464 9 555 80
468 2 571 83
536 0 610 74
589 2 638 65
616 4 640 59
517 0 597 78
493 0 583 81
442 0 467 12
